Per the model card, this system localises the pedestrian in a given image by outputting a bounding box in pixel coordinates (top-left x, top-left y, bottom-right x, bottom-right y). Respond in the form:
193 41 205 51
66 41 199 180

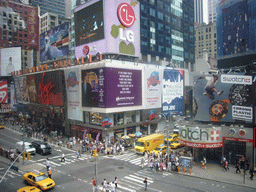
48 167 52 178
76 150 81 158
201 157 206 169
141 157 145 169
168 161 172 172
144 178 148 191
61 153 65 162
235 161 241 173
220 155 226 166
10 152 15 162
92 178 96 192
155 160 159 172
224 160 229 171
111 181 116 192
46 158 50 171
250 167 254 180
114 176 118 189
149 161 153 172
102 178 107 192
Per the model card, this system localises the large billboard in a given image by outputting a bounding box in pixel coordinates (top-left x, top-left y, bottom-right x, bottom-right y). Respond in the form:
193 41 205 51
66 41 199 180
74 0 140 58
162 69 184 116
144 68 163 109
193 74 253 123
0 47 22 76
81 67 142 108
64 67 83 121
40 22 69 62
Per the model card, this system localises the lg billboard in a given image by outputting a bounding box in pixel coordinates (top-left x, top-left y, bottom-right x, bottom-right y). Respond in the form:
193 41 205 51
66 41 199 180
74 0 140 58
193 74 253 123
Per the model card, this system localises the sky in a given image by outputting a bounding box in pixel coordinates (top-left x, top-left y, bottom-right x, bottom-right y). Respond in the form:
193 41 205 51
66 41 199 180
203 0 209 24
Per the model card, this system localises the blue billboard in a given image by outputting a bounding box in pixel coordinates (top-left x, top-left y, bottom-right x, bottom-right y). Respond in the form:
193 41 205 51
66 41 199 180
40 22 70 62
162 69 184 117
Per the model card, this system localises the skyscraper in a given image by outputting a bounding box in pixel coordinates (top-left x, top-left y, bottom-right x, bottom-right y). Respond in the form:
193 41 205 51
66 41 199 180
194 0 203 25
217 0 256 68
29 0 66 17
208 0 217 23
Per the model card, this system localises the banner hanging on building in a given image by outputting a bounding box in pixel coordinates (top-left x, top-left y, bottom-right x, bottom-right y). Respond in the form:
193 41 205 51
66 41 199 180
144 68 162 109
162 69 184 116
64 67 82 121
0 80 8 103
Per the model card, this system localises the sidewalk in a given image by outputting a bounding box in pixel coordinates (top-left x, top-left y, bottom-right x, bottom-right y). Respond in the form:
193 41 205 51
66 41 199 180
174 162 256 189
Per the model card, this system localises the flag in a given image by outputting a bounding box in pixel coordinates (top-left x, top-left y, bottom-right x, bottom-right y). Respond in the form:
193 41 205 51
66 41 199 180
96 132 101 142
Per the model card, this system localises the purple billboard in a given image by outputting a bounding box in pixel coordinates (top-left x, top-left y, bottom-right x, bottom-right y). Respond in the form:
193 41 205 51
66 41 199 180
74 0 140 58
81 67 142 108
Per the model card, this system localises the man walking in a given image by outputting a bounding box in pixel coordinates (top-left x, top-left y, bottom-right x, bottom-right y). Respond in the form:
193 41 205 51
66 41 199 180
46 158 50 171
48 167 52 178
61 153 65 162
144 178 148 191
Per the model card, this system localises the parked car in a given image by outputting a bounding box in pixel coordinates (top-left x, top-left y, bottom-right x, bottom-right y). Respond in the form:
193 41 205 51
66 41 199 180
16 141 36 155
32 141 52 155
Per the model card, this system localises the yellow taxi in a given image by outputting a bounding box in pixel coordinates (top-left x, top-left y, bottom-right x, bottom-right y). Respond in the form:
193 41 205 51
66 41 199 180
22 170 55 191
151 144 167 156
17 186 42 192
170 140 183 149
164 134 179 145
0 124 4 129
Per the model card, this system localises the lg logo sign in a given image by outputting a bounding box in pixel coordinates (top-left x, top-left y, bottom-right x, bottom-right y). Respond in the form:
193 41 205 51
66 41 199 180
117 3 135 43
117 3 135 28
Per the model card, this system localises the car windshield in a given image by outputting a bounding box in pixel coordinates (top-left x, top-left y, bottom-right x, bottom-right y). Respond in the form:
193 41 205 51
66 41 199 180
36 174 48 182
41 145 48 148
25 145 34 149
155 147 162 151
135 141 144 147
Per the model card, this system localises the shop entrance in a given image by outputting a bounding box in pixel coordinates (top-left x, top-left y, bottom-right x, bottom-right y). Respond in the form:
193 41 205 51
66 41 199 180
224 140 246 165
197 148 222 164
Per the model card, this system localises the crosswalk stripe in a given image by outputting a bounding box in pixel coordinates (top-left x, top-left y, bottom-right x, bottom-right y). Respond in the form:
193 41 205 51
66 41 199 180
128 175 154 183
9 171 21 176
50 161 61 166
120 178 144 188
134 173 153 180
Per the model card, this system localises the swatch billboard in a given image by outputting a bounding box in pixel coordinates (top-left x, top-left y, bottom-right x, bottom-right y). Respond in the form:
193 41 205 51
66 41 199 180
162 69 184 116
193 74 253 123
40 22 70 62
74 0 140 58
81 67 142 108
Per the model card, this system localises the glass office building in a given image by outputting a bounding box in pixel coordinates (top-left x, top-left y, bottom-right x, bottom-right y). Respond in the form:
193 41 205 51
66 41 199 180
140 0 194 68
29 0 66 17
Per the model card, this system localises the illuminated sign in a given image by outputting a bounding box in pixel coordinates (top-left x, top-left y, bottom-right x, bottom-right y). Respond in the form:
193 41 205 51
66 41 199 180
117 3 135 28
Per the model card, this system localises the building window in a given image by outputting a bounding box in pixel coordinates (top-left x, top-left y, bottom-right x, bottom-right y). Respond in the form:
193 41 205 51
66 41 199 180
141 16 148 26
158 23 164 31
141 28 148 38
206 28 208 33
214 33 216 38
19 39 22 43
150 8 155 17
149 0 155 5
206 35 208 39
209 34 211 39
158 12 163 20
214 40 217 44
165 15 170 23
114 113 124 126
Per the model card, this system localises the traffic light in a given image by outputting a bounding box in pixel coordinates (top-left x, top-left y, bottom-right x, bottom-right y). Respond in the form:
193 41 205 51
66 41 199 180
27 152 31 160
92 149 97 158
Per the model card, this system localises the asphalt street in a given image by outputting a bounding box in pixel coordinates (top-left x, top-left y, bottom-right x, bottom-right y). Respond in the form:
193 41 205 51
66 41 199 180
0 127 256 192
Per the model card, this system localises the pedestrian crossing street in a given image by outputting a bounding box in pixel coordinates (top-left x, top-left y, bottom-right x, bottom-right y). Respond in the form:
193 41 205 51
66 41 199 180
32 153 91 168
98 169 156 192
104 152 149 167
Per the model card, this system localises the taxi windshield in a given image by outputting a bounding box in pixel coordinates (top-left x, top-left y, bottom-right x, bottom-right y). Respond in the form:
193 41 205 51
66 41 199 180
135 141 144 147
25 145 34 149
36 174 48 182
155 147 162 151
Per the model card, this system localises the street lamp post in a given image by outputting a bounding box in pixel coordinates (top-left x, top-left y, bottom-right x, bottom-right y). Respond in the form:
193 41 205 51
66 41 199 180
159 113 170 164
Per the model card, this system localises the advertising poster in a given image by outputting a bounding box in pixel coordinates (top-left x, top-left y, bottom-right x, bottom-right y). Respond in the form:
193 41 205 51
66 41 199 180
0 47 22 76
13 76 29 104
34 71 64 106
65 67 82 121
144 68 163 109
81 67 142 108
162 69 184 116
99 67 142 108
27 75 38 103
0 80 8 103
40 22 69 62
75 0 140 58
193 74 253 123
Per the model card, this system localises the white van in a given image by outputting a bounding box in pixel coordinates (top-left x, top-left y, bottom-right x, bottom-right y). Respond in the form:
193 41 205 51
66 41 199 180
16 141 36 155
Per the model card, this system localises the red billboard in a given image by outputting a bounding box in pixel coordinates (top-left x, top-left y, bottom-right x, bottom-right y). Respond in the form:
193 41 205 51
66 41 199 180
27 71 64 106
